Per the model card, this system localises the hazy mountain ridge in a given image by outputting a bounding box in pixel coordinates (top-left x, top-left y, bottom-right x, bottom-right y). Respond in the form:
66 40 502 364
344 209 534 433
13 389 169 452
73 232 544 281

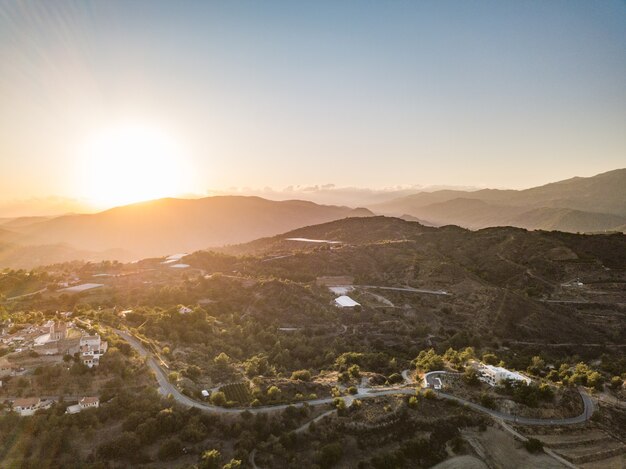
1 196 373 267
372 169 626 232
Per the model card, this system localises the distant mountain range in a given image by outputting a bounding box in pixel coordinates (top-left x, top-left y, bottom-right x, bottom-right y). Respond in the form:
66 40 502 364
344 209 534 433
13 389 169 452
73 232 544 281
0 196 372 268
371 169 626 233
0 169 624 269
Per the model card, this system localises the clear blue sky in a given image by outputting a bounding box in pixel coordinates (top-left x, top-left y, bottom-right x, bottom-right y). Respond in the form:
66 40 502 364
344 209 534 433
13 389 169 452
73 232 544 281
1 0 625 206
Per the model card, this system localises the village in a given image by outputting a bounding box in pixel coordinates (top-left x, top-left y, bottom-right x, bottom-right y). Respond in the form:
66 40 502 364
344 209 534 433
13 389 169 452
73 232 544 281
0 316 107 416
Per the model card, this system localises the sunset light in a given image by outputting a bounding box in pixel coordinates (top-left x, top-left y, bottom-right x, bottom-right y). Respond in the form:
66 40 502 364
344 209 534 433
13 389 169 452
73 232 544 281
0 3 624 465
75 122 188 208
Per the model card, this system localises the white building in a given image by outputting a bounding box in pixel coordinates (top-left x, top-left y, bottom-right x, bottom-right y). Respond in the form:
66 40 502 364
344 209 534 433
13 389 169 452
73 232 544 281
12 397 41 416
66 396 100 414
334 295 361 308
478 364 531 387
80 334 108 368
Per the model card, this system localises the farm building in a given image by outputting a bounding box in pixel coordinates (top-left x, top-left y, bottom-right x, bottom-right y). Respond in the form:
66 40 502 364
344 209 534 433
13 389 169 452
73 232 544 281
334 295 360 308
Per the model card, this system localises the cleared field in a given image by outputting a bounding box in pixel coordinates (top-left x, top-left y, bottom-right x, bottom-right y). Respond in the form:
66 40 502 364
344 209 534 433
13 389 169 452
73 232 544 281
220 382 251 404
580 454 626 469
463 427 565 469
538 430 612 448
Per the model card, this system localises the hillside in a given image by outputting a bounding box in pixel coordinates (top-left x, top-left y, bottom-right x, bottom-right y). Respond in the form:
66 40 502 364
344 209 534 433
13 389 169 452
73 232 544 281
372 169 626 232
222 216 437 255
2 196 373 265
0 241 129 270
187 216 626 344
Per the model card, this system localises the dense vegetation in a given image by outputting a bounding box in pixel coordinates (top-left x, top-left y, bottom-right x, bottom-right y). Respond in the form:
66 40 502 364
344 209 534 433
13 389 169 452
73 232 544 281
0 217 624 467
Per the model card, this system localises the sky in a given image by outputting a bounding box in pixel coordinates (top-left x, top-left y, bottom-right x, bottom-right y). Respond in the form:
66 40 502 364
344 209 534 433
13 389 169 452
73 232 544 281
0 0 625 212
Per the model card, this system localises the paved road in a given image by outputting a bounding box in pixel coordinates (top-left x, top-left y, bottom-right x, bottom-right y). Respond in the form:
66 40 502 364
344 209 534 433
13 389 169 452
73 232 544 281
115 329 595 425
510 341 626 348
294 409 336 434
433 388 594 426
117 329 361 414
422 371 594 426
5 288 47 301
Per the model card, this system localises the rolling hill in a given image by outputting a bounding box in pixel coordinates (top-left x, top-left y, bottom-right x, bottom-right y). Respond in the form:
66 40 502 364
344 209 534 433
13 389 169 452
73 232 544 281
372 169 626 232
2 196 373 266
187 216 626 344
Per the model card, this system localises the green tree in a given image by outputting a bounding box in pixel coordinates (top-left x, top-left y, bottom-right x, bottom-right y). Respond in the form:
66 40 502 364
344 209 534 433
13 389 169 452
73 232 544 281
587 371 603 390
267 385 281 401
527 356 545 376
319 442 343 467
184 364 202 380
290 369 311 381
210 391 227 406
413 349 444 372
463 366 480 385
200 449 221 469
223 459 242 469
214 352 230 368
348 364 361 379
610 376 623 390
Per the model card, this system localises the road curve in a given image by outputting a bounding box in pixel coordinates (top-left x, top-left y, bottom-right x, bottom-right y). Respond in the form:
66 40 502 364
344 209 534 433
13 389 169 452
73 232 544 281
115 329 594 424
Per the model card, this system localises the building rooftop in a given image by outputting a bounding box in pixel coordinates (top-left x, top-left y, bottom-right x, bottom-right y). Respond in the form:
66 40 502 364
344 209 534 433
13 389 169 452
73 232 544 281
13 397 40 407
80 396 99 405
335 295 361 308
61 283 104 293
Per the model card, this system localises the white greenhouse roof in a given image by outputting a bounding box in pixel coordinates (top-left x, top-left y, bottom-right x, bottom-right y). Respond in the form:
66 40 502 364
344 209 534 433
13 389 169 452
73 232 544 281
334 295 360 308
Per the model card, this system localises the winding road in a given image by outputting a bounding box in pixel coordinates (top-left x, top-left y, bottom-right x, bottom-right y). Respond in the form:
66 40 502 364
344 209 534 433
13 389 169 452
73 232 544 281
115 329 594 425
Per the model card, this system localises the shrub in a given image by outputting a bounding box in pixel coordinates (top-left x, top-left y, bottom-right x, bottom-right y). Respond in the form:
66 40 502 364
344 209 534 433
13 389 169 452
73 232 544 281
267 385 281 401
158 438 183 461
388 373 403 384
463 366 480 385
413 349 444 372
319 442 343 467
291 369 312 381
610 376 623 390
210 391 227 406
199 449 221 469
524 438 544 453
480 393 496 409
223 459 242 469
348 364 361 379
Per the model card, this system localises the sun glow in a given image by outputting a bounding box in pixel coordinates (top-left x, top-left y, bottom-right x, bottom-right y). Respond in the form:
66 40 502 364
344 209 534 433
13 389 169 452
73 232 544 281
76 122 189 208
